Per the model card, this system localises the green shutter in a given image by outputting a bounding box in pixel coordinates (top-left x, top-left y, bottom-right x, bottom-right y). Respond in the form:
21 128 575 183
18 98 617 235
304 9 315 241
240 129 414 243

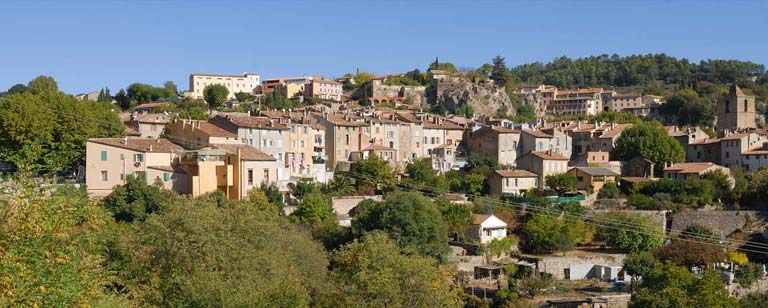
100 151 107 161
163 173 170 182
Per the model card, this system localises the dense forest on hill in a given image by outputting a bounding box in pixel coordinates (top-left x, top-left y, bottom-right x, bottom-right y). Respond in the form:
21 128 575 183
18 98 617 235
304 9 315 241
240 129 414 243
510 54 766 90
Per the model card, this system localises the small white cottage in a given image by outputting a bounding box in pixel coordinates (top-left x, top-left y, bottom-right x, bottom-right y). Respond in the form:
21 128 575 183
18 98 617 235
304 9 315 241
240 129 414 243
466 214 508 244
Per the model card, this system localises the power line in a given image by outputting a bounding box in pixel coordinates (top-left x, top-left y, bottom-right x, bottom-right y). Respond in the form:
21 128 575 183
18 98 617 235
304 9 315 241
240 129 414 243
337 170 768 256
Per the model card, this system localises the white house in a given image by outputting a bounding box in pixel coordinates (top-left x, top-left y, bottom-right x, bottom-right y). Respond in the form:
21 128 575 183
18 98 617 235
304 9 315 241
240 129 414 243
466 214 508 244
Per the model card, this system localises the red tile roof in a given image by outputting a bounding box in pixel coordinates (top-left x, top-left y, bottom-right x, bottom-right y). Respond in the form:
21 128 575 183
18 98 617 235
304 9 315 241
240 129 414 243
663 162 719 174
529 150 569 161
211 144 275 161
495 170 538 178
89 138 183 153
522 129 554 138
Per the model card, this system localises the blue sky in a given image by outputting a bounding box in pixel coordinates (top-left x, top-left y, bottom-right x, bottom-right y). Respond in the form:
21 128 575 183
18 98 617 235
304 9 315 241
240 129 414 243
1 1 766 94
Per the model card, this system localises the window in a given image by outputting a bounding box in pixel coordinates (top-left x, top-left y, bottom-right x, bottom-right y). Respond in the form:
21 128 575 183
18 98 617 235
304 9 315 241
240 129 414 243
135 171 146 180
247 169 254 185
726 151 730 158
100 151 108 161
120 153 124 160
263 169 269 182
725 100 730 113
134 154 144 162
163 173 170 182
345 134 350 145
745 99 749 112
387 131 394 139
514 178 518 187
101 171 108 181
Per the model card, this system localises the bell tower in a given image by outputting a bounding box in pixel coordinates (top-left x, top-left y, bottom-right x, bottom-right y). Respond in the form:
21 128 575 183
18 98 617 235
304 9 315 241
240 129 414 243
716 84 755 133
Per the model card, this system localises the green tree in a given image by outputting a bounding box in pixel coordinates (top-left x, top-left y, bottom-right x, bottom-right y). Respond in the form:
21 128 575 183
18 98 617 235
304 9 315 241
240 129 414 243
545 173 577 195
97 87 112 102
258 182 284 212
352 191 450 258
623 252 658 291
654 238 726 267
596 212 663 253
234 91 253 102
293 192 333 225
353 71 374 85
102 175 175 223
115 88 131 110
6 83 28 95
428 58 458 73
611 122 685 174
129 198 330 307
523 215 563 254
163 80 177 93
434 197 472 241
406 158 437 185
0 181 119 307
203 84 229 109
739 291 768 308
0 89 124 174
290 179 323 199
328 174 355 196
353 155 396 193
27 75 58 94
326 232 461 308
659 89 716 127
490 55 511 86
598 182 620 199
629 263 739 308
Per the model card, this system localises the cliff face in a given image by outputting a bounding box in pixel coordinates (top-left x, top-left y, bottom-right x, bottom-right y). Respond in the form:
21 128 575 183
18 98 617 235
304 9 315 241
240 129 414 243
371 84 428 106
431 81 512 116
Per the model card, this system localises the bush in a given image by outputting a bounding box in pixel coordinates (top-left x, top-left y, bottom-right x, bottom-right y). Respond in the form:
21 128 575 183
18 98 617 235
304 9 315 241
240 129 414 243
598 183 620 199
627 194 657 210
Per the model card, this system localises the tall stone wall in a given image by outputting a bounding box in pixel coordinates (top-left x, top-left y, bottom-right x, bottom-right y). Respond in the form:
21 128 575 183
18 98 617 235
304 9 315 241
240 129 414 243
370 84 427 106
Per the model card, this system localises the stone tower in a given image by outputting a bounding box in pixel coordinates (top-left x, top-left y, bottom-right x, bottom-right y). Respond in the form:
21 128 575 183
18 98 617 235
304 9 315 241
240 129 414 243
716 84 756 133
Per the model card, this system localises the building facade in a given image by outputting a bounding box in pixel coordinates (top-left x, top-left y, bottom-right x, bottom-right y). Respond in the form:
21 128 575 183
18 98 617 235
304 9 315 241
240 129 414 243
189 73 260 99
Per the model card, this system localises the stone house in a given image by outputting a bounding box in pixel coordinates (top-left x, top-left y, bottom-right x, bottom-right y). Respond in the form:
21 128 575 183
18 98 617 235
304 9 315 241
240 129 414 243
516 150 569 188
85 138 185 196
209 115 291 181
488 169 539 197
567 167 619 193
720 132 764 168
467 126 521 166
318 113 368 170
662 162 734 187
521 129 555 154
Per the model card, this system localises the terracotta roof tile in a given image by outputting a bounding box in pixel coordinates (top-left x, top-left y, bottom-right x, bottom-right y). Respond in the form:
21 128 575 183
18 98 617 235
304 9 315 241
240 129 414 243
495 170 538 178
89 138 183 153
211 143 276 161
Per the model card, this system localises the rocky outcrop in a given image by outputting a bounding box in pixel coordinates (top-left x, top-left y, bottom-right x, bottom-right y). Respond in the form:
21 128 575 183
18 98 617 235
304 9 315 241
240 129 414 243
371 84 427 106
431 81 512 117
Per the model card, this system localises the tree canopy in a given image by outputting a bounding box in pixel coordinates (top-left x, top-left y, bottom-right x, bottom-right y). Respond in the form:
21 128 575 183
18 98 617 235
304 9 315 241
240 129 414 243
203 84 229 109
352 191 450 258
611 122 685 174
0 80 124 174
327 232 461 308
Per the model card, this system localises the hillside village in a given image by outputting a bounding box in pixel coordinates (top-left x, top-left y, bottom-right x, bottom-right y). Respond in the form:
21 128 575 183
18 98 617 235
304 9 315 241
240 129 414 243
4 55 768 307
